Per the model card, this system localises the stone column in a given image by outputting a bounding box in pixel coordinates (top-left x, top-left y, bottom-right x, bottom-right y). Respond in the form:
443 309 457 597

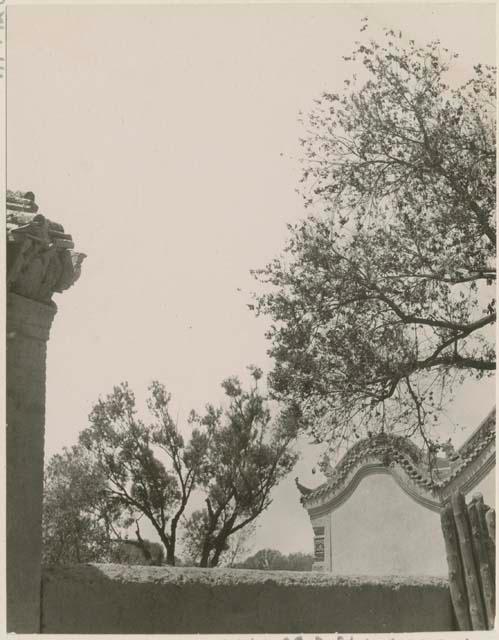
6 191 85 632
7 294 56 631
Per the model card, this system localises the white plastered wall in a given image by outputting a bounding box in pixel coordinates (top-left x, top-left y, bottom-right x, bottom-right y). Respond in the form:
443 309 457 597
329 473 448 576
466 465 495 507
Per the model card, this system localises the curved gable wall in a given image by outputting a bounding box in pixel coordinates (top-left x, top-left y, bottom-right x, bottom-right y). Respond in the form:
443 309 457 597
302 411 495 574
470 465 495 507
330 474 447 576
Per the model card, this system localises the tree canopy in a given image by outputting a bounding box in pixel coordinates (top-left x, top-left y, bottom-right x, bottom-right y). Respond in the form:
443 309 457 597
55 371 297 568
253 28 496 459
79 381 210 565
42 445 124 565
182 367 298 567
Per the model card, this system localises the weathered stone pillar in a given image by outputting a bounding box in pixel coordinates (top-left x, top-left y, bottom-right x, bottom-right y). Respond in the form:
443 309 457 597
6 191 85 632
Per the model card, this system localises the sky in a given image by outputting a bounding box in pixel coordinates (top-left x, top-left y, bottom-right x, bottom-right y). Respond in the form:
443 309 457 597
7 2 496 557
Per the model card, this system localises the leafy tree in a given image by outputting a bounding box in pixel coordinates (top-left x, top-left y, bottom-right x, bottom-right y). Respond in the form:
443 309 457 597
253 27 495 460
182 367 299 567
79 382 210 565
42 445 124 565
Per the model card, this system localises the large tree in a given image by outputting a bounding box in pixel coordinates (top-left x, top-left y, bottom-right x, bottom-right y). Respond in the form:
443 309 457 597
79 381 210 565
254 28 495 458
182 368 298 567
42 445 125 565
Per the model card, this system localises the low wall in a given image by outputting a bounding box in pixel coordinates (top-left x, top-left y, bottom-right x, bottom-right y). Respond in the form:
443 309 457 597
41 564 455 633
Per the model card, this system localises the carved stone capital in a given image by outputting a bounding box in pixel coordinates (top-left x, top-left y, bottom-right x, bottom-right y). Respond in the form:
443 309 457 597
7 191 86 304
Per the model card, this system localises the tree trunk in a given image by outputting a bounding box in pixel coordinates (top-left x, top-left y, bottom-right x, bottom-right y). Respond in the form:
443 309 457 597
134 522 153 564
167 520 178 566
75 538 82 564
210 518 236 567
157 531 174 566
165 546 175 566
199 508 219 568
199 542 211 568
210 545 225 567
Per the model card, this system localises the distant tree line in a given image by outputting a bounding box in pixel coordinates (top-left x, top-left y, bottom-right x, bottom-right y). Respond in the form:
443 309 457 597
235 548 314 572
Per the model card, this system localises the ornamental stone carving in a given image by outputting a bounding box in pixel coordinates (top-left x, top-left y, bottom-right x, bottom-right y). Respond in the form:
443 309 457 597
7 190 86 304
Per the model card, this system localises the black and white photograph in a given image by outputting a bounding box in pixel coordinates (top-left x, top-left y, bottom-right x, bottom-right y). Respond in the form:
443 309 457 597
4 1 496 634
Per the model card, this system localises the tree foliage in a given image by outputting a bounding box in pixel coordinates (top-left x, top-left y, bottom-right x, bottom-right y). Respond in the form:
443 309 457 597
43 445 168 566
253 27 496 459
182 367 298 567
71 372 295 568
42 445 124 565
79 381 210 565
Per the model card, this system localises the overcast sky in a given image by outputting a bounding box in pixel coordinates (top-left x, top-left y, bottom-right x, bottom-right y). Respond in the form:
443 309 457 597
8 3 496 555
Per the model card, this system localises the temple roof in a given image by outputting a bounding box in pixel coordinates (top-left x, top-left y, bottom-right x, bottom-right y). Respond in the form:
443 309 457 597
297 408 496 514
